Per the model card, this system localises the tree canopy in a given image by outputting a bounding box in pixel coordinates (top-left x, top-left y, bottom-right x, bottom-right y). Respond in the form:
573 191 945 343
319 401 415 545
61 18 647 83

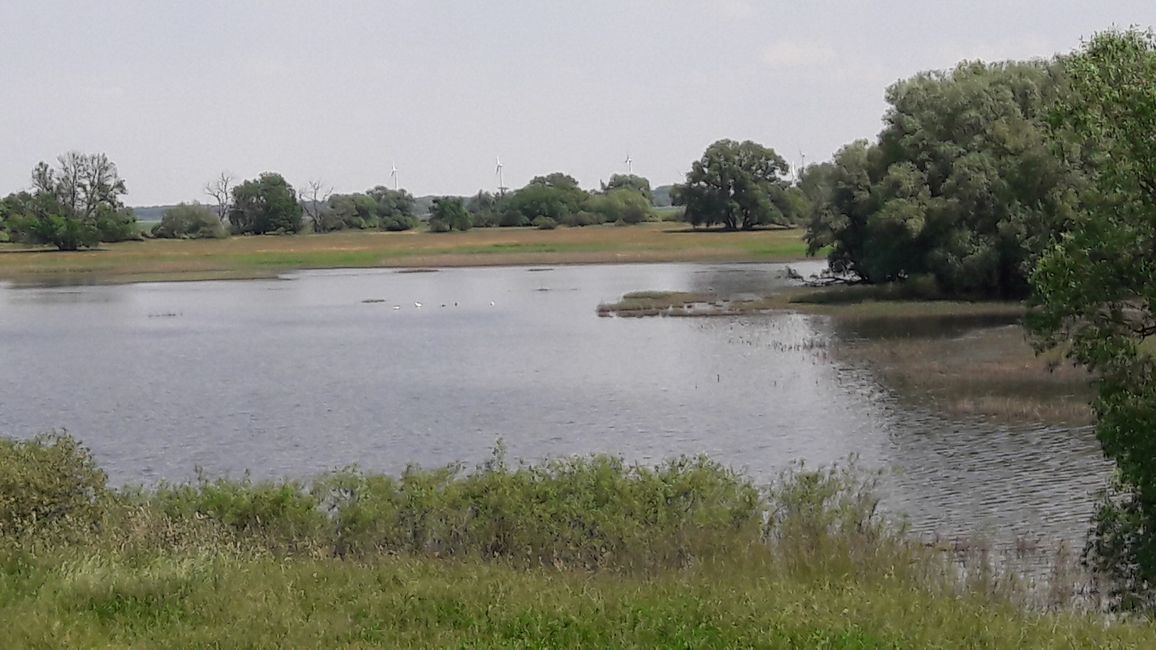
804 61 1076 296
1027 29 1156 608
673 140 794 230
1 153 138 250
228 173 303 235
428 196 472 232
152 202 226 239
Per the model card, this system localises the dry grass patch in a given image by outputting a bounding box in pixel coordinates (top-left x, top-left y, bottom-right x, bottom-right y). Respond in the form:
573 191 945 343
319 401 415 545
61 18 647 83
0 224 812 285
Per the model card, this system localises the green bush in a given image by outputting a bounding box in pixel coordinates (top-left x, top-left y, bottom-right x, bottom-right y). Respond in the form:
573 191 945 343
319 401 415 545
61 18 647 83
0 433 108 539
532 216 558 230
152 203 226 239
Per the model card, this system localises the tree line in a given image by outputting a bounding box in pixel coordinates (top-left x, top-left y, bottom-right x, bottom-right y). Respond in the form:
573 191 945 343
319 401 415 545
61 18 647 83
1 141 817 246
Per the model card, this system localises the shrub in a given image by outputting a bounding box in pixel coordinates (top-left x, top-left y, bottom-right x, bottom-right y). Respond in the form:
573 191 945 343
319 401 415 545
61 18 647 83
532 216 558 230
561 211 602 227
0 433 108 539
152 474 325 552
498 210 530 228
152 203 226 239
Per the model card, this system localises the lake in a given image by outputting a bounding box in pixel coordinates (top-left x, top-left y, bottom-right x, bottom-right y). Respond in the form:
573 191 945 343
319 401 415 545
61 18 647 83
0 262 1110 545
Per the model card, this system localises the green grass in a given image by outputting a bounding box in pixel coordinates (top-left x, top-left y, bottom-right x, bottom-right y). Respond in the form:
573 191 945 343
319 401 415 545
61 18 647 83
0 224 815 285
6 553 1152 648
1 433 1152 646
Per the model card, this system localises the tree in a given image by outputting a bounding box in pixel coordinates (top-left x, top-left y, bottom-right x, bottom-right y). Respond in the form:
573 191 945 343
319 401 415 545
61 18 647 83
1027 29 1156 609
602 174 653 203
466 190 502 227
673 140 792 230
4 152 137 250
299 179 333 232
428 196 472 232
204 172 234 223
324 193 378 231
502 174 590 226
228 173 303 234
366 186 418 231
587 188 653 224
152 203 226 239
805 60 1076 296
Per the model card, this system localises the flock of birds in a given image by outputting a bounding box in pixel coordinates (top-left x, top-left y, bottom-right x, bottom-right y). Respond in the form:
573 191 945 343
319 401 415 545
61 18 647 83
376 300 496 310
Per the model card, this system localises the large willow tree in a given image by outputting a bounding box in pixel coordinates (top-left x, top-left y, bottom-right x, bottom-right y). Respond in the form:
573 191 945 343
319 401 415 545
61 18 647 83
805 60 1077 296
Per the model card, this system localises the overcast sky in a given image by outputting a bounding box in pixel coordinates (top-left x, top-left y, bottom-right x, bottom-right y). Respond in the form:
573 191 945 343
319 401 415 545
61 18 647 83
2 1 1153 206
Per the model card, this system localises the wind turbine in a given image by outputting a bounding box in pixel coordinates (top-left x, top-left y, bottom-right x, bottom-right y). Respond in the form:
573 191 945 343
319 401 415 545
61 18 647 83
390 162 399 191
624 153 634 175
495 155 506 195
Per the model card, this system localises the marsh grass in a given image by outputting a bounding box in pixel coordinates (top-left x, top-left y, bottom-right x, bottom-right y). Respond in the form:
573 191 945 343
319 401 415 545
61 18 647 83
1 433 1150 645
600 280 1093 425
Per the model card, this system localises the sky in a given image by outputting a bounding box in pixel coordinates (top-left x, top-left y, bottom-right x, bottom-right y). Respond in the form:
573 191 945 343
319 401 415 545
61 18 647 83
2 1 1154 206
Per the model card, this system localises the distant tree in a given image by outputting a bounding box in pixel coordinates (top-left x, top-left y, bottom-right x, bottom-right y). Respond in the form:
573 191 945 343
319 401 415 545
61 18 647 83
228 173 303 234
466 190 501 227
673 140 792 230
587 188 653 224
1027 29 1156 609
152 202 226 239
4 152 137 250
503 174 589 226
428 196 471 232
602 174 653 203
299 179 332 232
324 193 378 231
203 172 234 223
366 186 418 231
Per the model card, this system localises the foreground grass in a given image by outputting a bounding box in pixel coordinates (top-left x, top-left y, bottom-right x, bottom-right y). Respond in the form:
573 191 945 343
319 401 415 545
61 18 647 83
0 224 811 285
1 433 1150 646
5 552 1153 648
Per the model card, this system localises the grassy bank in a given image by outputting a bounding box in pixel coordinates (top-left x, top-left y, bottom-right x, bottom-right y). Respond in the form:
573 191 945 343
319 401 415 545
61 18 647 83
2 434 1149 647
598 281 1094 425
0 224 811 285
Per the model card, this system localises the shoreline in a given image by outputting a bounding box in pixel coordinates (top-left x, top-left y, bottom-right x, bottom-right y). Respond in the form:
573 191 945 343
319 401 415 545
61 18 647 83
0 223 815 287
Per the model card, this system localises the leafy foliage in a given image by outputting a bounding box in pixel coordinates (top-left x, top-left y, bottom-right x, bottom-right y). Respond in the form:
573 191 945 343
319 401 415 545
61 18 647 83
427 196 472 232
2 153 138 250
151 203 226 239
0 433 108 539
805 61 1075 296
1027 29 1156 609
228 173 303 235
673 140 795 230
323 187 418 232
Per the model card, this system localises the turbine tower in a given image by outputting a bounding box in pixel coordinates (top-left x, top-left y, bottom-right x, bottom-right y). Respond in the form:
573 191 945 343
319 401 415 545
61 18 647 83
625 153 634 175
390 162 399 191
495 156 506 195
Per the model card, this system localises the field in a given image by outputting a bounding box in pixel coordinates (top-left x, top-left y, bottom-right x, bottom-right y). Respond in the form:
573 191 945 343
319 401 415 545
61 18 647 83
0 224 811 285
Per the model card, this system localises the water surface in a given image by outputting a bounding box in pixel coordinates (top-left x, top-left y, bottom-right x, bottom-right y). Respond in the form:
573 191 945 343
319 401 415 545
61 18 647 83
0 262 1109 545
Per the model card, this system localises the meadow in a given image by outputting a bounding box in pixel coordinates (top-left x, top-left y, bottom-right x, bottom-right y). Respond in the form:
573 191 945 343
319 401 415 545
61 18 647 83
2 433 1151 648
0 223 811 285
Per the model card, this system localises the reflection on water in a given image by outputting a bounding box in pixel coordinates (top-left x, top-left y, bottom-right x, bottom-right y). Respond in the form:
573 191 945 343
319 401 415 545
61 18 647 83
0 262 1107 547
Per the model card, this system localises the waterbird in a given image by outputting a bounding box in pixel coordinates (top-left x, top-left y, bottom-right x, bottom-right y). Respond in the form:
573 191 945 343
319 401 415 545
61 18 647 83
414 302 423 308
489 301 495 307
392 305 401 310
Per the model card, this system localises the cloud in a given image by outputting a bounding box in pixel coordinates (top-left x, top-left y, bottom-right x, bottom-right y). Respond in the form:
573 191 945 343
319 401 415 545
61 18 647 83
762 41 838 69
